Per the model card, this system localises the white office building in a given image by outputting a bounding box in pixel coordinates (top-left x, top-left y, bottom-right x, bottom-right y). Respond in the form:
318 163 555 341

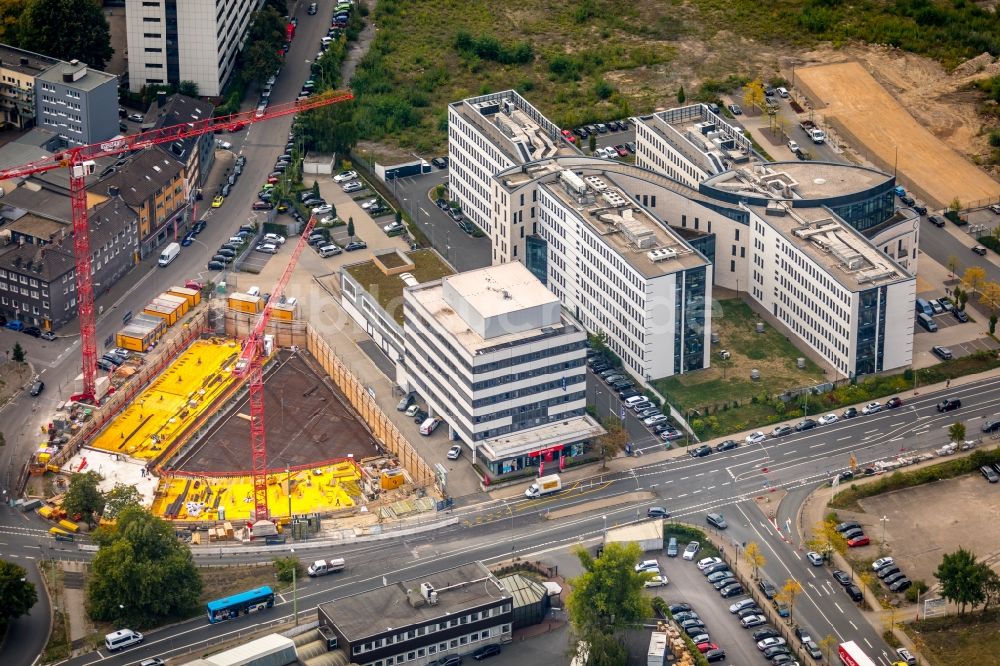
125 0 264 97
448 91 578 263
403 262 603 477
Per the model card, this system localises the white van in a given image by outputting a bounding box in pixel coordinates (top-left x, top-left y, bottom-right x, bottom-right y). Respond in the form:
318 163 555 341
419 417 440 435
318 245 342 258
158 242 180 267
246 286 260 297
776 87 789 98
105 629 143 651
624 395 646 407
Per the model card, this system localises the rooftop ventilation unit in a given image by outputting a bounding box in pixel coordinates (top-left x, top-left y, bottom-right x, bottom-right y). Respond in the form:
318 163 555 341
618 212 656 249
561 170 587 196
583 175 608 191
793 222 841 239
857 267 897 284
420 582 439 606
602 190 627 208
647 248 678 262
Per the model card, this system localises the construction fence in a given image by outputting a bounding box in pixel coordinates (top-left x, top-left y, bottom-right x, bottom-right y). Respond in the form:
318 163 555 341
306 325 436 488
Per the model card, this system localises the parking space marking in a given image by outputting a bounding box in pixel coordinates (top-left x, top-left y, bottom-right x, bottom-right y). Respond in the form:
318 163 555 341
834 602 844 613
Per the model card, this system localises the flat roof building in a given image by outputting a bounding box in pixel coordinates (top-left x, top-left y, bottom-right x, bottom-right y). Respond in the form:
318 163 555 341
403 262 603 477
35 59 118 145
317 562 513 666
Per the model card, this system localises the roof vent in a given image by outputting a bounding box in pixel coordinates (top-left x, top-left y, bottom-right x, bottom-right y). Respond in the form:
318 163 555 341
420 582 439 606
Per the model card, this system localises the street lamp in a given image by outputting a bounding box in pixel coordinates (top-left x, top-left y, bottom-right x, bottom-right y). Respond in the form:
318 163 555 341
879 515 890 547
290 547 298 626
602 515 607 540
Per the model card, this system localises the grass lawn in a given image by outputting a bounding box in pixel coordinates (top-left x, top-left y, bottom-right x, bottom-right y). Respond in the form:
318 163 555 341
199 564 278 603
654 299 824 435
906 614 1000 666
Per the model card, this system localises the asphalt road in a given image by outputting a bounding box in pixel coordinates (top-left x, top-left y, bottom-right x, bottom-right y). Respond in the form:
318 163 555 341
387 169 490 272
7 373 990 666
919 216 1000 287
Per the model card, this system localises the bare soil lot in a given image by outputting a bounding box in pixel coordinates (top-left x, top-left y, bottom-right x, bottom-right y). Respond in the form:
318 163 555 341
796 60 1000 208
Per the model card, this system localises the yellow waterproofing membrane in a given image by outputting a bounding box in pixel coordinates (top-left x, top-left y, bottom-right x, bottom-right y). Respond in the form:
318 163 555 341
90 339 242 460
149 462 361 521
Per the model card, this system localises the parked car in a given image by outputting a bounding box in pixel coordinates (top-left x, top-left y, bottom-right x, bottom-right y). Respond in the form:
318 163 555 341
471 644 501 661
928 214 946 227
706 513 727 529
772 424 793 437
715 440 739 452
446 445 462 460
342 181 363 193
818 413 839 425
886 396 903 408
931 345 954 360
953 308 970 322
740 614 767 628
847 535 871 547
842 406 859 418
334 170 357 182
794 418 816 431
689 445 712 458
682 541 700 561
344 240 368 252
862 401 882 414
745 431 766 444
728 103 743 115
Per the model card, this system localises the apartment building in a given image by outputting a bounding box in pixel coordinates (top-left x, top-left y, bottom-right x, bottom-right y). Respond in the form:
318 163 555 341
34 59 118 145
317 562 513 666
125 0 265 97
97 148 188 257
403 261 603 476
0 197 138 330
0 45 57 130
447 90 578 263
143 91 216 188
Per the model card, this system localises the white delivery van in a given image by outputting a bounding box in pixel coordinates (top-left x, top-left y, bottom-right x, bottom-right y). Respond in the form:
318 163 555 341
105 629 143 651
158 242 180 267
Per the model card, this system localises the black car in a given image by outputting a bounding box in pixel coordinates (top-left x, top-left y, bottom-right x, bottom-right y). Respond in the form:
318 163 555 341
344 240 368 252
619 389 641 400
431 157 448 169
877 565 901 580
836 520 861 533
912 202 928 214
832 569 852 586
704 649 726 663
883 571 907 586
758 579 778 599
937 398 961 412
795 418 816 431
30 380 44 397
842 527 865 540
23 326 42 337
842 406 859 418
193 220 207 234
207 260 226 270
889 577 912 592
719 583 744 598
96 358 115 372
900 194 915 206
716 440 739 452
668 602 692 615
953 308 969 323
471 644 500 660
846 584 864 601
689 445 712 458
647 506 669 518
772 424 793 437
702 562 730 576
412 409 428 424
928 214 946 227
754 627 781 642
983 419 1000 433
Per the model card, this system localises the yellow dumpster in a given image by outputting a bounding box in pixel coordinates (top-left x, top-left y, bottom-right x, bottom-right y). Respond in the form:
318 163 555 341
57 519 80 533
38 505 56 520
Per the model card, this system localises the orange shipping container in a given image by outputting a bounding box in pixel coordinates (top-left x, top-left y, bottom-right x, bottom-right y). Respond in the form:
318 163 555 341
168 285 201 307
143 303 178 326
157 292 190 316
228 293 263 314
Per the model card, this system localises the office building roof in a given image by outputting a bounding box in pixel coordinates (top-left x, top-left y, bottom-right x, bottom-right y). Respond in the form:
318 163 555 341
343 249 454 325
478 415 605 459
36 59 116 92
637 104 753 175
541 167 709 278
450 90 579 165
320 562 507 641
749 201 911 291
443 262 558 321
702 161 891 203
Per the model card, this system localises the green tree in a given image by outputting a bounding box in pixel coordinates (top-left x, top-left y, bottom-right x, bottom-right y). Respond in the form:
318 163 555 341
948 422 965 443
589 133 597 154
177 80 200 97
434 184 446 200
347 217 355 239
677 85 686 104
597 417 628 470
935 547 987 615
103 483 143 521
311 181 320 200
63 470 104 527
0 560 38 623
947 255 960 277
88 506 202 628
19 0 113 69
981 568 1000 613
242 40 283 88
298 99 358 156
273 556 303 583
567 542 650 663
11 342 25 363
395 210 403 224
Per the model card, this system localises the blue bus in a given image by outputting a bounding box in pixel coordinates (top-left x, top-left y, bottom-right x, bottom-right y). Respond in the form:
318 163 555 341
206 586 275 623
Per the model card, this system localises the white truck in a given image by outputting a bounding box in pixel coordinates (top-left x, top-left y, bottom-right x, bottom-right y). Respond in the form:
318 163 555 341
307 558 346 577
158 242 180 267
524 474 562 498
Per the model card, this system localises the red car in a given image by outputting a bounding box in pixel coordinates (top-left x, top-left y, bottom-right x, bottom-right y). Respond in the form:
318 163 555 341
697 642 719 654
615 144 628 157
561 129 575 143
847 535 871 547
267 176 280 184
886 396 903 408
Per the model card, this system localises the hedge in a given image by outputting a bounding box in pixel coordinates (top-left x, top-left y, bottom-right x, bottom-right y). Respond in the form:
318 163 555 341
830 445 1000 510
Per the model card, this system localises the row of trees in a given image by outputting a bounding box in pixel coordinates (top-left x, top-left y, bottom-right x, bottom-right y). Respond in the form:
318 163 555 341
945 265 1000 333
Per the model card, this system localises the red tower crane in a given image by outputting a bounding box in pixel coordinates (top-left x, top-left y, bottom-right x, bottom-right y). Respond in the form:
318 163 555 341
233 214 317 522
0 90 353 402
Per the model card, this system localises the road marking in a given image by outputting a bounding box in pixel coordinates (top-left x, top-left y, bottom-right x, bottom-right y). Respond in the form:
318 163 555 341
695 472 705 477
863 637 872 648
420 207 429 217
677 493 688 498
864 429 880 434
680 476 690 480
707 486 716 490
834 602 844 613
850 621 859 630
810 442 825 449
889 436 903 442
891 422 904 428
837 436 852 441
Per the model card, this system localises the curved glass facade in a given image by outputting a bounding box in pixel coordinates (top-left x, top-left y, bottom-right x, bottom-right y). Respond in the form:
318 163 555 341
830 189 895 232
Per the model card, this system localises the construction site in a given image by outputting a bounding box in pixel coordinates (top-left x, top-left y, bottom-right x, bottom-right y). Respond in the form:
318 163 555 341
29 281 439 540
